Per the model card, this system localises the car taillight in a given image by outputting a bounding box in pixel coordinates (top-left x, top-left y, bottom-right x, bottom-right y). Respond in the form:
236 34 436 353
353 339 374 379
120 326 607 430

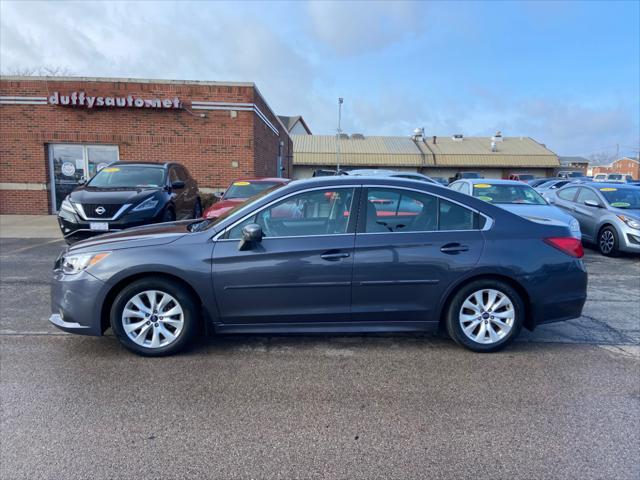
544 237 584 258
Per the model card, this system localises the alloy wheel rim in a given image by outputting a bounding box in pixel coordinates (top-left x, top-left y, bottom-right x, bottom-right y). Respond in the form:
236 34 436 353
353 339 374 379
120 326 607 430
122 290 184 348
600 230 614 253
459 289 515 345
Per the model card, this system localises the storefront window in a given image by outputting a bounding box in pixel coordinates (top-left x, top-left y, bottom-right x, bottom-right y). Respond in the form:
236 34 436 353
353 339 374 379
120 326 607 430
49 144 119 211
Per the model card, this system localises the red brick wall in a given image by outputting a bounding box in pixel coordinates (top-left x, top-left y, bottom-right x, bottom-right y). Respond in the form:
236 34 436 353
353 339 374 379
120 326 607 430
0 77 291 213
0 190 49 214
592 159 639 179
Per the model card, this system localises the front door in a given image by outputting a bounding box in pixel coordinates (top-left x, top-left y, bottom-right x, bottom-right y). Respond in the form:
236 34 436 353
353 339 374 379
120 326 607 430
351 187 484 323
212 187 358 325
49 144 119 212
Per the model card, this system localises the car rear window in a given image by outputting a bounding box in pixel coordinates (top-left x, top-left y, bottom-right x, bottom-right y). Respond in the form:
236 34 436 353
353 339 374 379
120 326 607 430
472 183 546 205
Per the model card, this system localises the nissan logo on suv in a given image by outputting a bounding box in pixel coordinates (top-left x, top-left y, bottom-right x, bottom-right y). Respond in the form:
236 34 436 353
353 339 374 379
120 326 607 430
95 206 106 215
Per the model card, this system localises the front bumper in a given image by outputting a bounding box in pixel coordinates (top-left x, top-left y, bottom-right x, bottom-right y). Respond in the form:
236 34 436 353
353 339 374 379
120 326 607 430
49 268 107 336
618 225 640 253
58 208 163 243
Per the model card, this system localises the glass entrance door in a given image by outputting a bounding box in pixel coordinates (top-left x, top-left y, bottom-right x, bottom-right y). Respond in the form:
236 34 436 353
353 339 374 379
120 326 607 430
49 144 119 212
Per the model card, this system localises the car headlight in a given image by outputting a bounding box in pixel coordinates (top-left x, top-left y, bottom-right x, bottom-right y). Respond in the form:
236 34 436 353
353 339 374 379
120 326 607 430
60 197 77 214
617 215 640 230
132 197 159 212
61 252 111 275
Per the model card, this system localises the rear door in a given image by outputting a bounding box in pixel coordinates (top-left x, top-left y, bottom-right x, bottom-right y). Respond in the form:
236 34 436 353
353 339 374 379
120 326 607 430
571 187 604 242
211 186 358 325
351 186 485 324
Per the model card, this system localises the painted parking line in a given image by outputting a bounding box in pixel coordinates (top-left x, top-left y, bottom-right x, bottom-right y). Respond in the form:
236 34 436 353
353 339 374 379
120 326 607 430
0 238 64 256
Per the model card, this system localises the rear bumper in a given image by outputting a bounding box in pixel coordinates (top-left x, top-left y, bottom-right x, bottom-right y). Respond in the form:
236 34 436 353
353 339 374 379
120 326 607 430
521 260 588 328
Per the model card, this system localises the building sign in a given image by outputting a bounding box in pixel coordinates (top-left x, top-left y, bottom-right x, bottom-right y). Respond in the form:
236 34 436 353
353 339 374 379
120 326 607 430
48 91 181 109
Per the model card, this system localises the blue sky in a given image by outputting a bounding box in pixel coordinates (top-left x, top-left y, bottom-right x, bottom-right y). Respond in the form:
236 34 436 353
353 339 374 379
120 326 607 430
1 0 638 159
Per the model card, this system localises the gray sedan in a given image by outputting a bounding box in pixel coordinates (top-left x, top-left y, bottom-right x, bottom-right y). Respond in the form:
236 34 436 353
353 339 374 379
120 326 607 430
549 182 640 256
449 179 581 238
50 176 587 356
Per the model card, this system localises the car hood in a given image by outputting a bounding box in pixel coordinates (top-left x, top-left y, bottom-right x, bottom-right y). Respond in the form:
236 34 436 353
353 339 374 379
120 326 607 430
499 204 577 228
68 186 162 205
68 220 192 253
609 207 640 217
204 198 244 218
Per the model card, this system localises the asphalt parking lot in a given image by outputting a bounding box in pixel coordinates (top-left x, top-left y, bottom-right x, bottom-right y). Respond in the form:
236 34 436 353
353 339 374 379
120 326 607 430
1 237 639 479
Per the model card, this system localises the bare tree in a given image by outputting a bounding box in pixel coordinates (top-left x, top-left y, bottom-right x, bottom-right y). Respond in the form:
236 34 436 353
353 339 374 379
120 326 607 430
1 65 74 76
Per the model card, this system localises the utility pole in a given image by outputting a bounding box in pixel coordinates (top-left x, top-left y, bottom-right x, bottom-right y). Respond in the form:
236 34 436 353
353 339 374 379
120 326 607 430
336 97 343 173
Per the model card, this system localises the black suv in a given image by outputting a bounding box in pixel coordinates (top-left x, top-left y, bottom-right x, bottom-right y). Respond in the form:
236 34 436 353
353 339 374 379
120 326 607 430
57 162 201 243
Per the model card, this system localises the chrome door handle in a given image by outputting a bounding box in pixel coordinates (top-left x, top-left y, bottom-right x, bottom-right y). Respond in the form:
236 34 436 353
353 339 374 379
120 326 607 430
320 252 350 261
440 244 469 254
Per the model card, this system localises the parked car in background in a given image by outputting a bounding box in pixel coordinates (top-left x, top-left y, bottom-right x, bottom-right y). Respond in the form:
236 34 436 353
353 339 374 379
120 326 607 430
550 182 640 256
557 171 586 179
57 162 201 244
593 174 608 182
50 176 586 356
431 176 450 186
604 173 634 183
450 171 483 182
343 169 439 185
534 179 574 200
507 174 536 182
312 169 338 177
449 179 581 238
203 178 289 219
527 178 554 188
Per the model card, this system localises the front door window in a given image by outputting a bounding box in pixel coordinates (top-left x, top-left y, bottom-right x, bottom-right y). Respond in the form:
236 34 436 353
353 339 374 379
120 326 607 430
49 144 119 212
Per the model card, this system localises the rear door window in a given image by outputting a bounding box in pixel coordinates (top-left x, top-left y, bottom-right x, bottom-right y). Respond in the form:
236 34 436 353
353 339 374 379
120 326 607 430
439 199 475 230
557 186 579 201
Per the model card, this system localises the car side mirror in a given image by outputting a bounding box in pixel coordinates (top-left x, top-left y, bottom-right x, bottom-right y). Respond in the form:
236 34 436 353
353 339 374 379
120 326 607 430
584 199 601 208
238 223 263 251
171 180 185 190
78 177 86 185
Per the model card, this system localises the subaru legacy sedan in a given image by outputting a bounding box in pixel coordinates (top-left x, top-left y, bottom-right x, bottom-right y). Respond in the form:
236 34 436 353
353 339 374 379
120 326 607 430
50 176 587 356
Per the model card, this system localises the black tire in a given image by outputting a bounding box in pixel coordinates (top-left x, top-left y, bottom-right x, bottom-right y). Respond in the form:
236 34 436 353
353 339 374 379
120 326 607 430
110 278 198 357
193 198 202 218
598 226 619 257
445 279 524 353
162 208 176 222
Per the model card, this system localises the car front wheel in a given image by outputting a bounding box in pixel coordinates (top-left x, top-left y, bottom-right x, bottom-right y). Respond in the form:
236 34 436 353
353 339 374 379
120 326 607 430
446 280 523 352
110 278 198 356
598 226 618 256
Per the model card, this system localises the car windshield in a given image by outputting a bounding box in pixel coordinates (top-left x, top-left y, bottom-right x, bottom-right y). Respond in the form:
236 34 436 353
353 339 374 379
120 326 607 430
188 184 282 232
473 183 547 205
462 173 482 178
223 181 282 199
87 165 165 188
598 187 640 209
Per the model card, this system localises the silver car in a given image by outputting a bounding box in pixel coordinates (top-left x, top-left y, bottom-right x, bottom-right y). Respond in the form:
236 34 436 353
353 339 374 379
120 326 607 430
550 182 640 256
449 179 581 238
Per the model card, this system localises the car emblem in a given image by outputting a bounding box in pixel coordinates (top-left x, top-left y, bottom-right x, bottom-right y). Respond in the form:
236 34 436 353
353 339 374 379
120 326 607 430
95 206 106 215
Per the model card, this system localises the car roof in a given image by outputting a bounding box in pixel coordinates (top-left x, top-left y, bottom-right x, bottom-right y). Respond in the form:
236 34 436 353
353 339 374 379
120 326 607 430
110 161 171 168
230 177 290 183
577 182 635 189
460 179 529 186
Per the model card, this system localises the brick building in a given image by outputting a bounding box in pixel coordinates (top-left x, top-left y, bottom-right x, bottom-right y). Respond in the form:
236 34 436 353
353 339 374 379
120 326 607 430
591 157 639 180
0 76 292 214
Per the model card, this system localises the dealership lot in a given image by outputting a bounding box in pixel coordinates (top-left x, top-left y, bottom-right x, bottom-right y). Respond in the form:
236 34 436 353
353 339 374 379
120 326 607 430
1 237 638 479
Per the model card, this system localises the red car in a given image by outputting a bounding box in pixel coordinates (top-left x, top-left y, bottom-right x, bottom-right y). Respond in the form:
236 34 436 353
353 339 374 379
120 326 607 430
203 177 290 219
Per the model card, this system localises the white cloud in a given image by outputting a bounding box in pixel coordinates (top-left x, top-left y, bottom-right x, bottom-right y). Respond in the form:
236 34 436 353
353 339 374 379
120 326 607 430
306 0 424 56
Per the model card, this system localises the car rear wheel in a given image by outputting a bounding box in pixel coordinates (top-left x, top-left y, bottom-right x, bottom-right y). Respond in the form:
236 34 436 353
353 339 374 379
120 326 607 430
110 278 198 356
598 226 618 256
446 280 523 352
